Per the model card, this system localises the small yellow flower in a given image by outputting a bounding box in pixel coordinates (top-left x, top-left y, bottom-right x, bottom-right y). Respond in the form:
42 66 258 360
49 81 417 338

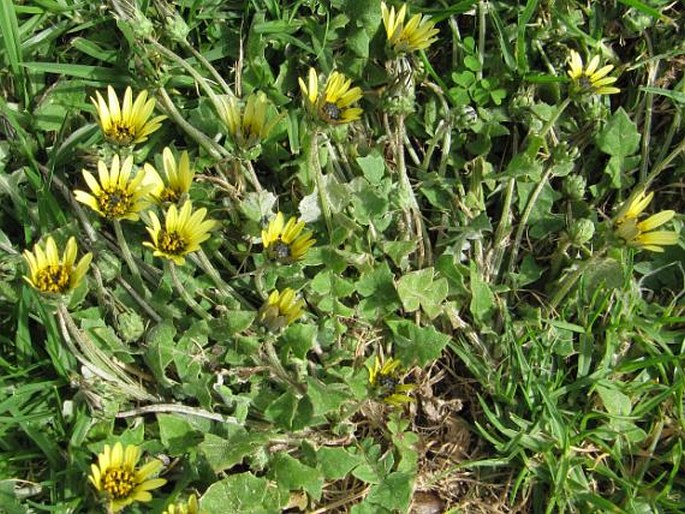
367 356 415 407
258 288 305 332
74 155 155 221
381 2 439 54
299 68 363 124
23 236 92 294
144 147 195 203
217 92 281 149
143 200 217 265
567 50 620 96
91 86 166 146
614 190 679 252
261 212 316 263
163 494 202 514
89 441 167 513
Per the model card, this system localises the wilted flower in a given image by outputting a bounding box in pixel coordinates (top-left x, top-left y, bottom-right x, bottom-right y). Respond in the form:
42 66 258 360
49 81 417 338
367 355 414 406
163 494 202 514
567 50 620 96
143 201 217 266
89 441 166 513
144 147 195 203
91 86 166 146
262 212 315 264
299 68 363 125
23 236 92 294
74 154 155 221
614 190 679 252
217 92 281 149
258 288 305 332
381 2 439 55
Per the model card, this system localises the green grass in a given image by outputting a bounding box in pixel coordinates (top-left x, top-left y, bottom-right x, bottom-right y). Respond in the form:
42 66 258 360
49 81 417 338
0 0 684 513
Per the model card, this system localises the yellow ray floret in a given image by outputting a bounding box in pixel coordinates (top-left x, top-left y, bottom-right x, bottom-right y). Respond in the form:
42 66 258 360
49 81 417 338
217 92 281 149
144 147 195 203
74 154 155 221
299 68 363 124
144 200 218 265
89 441 167 513
91 86 166 146
567 50 620 96
23 236 92 294
163 494 202 514
614 190 680 252
381 2 439 54
367 355 415 407
258 288 305 332
261 212 316 263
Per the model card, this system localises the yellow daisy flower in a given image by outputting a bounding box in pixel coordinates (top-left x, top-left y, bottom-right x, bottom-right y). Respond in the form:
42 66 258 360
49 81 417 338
89 441 167 513
261 212 316 264
74 154 155 221
91 86 166 146
217 92 281 149
614 190 679 252
143 200 218 266
567 50 620 96
144 147 195 203
381 2 439 54
258 288 305 332
23 236 92 294
163 494 202 514
367 355 415 407
298 68 363 124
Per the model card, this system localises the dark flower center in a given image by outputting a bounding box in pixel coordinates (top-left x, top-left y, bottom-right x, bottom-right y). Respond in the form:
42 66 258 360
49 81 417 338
107 122 136 145
97 188 134 218
321 102 342 121
102 467 136 499
159 230 186 255
35 264 70 293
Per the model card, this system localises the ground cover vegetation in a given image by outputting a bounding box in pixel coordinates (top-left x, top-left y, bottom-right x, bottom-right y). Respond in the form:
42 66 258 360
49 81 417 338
0 0 684 512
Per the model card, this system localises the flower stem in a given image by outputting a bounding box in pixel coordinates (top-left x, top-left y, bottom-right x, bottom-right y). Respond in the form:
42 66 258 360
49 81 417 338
309 130 333 237
112 220 146 296
262 338 306 396
166 261 211 321
547 252 603 312
194 249 252 309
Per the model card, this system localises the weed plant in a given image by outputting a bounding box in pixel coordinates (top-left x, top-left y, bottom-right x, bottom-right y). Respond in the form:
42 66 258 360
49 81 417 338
0 1 684 513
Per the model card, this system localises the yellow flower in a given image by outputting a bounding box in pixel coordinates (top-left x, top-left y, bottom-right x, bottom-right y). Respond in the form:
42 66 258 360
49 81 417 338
143 200 217 266
567 50 620 96
258 288 305 332
367 356 415 407
298 68 363 124
217 92 281 148
261 212 316 264
614 190 679 252
23 236 92 294
89 441 167 513
91 86 166 146
163 494 202 514
381 2 439 54
144 147 195 203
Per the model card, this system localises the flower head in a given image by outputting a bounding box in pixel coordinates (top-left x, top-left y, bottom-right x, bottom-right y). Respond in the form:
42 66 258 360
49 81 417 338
144 200 217 265
91 86 166 146
381 2 439 55
262 212 316 264
299 68 363 125
567 50 620 96
217 92 281 149
367 356 414 407
163 494 202 514
144 147 195 204
258 288 305 332
23 236 92 294
74 155 155 221
89 442 167 513
614 190 679 252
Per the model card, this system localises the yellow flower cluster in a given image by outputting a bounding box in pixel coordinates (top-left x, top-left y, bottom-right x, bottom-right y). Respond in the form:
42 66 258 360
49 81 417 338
367 355 415 407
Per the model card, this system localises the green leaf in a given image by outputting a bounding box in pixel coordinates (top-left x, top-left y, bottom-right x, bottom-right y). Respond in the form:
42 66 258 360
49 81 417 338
209 311 257 340
305 377 351 416
317 447 363 480
356 152 385 183
469 262 495 323
200 431 270 473
271 452 324 500
356 262 400 320
240 190 277 222
280 323 317 359
157 414 207 456
396 267 448 319
596 107 640 158
386 320 450 366
200 472 284 514
366 471 414 511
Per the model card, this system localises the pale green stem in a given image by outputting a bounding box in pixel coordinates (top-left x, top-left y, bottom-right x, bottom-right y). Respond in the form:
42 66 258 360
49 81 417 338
263 338 306 396
194 249 252 308
241 159 264 192
645 135 685 188
180 39 234 96
489 177 516 280
166 261 211 321
547 248 607 312
309 130 333 237
112 220 146 296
